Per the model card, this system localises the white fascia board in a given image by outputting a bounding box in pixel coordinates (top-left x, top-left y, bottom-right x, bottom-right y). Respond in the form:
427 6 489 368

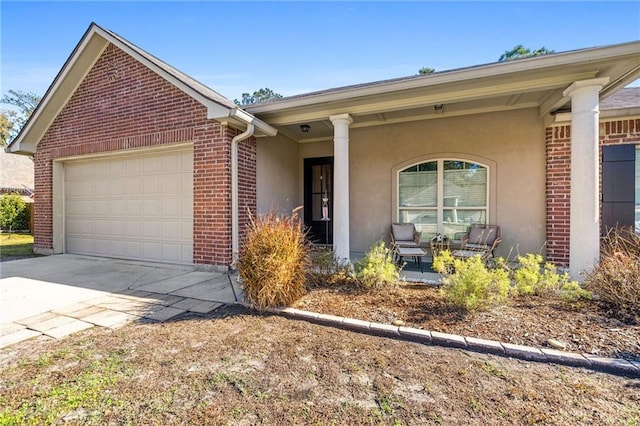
247 42 640 114
207 106 277 137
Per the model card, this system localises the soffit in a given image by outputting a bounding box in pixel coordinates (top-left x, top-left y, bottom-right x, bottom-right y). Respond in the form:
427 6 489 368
247 43 640 143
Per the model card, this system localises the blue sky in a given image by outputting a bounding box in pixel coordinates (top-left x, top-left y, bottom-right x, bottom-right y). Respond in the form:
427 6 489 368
1 1 639 102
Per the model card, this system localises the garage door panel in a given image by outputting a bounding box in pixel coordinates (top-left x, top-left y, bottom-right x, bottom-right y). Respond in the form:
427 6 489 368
143 156 162 173
109 200 125 216
143 175 160 194
161 198 180 216
126 199 143 216
125 177 143 195
95 181 108 196
94 220 109 235
143 221 160 238
182 221 193 240
109 178 124 195
95 239 110 255
65 149 193 264
111 240 125 257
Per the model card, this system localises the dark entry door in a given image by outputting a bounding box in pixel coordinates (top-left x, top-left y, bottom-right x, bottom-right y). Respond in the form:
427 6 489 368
304 157 333 245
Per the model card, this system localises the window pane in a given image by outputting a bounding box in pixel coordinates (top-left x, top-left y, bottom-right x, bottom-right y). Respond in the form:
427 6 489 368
444 161 487 207
443 209 486 238
399 162 437 207
400 209 437 239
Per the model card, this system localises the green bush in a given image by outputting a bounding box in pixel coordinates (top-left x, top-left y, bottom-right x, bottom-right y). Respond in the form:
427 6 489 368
434 251 510 310
0 193 30 231
511 253 590 300
584 228 640 323
353 241 400 289
434 251 589 310
237 210 310 310
308 246 356 287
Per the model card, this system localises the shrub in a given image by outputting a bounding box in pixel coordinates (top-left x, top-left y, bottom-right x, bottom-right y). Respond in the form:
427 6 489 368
434 252 510 310
511 253 586 300
237 210 310 310
584 228 640 323
0 193 30 231
353 241 400 289
434 251 589 310
308 246 355 287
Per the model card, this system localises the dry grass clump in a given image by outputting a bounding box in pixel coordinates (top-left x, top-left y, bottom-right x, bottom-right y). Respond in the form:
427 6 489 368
584 228 640 324
238 210 310 310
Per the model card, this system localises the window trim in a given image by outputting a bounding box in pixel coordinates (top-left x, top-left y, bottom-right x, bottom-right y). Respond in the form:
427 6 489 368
391 153 497 237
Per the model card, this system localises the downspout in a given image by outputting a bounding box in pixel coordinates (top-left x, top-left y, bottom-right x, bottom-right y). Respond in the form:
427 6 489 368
231 123 255 268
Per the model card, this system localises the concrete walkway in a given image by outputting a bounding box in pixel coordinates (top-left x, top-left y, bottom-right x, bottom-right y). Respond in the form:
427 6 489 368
0 255 241 348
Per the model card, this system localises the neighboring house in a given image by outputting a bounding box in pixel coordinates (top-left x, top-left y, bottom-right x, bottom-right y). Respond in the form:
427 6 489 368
7 23 640 279
0 148 34 200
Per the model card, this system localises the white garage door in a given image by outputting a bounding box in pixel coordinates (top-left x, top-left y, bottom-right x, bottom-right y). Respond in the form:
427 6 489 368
65 148 193 264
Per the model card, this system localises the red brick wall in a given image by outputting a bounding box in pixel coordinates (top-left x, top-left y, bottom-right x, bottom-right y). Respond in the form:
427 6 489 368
545 118 640 266
34 43 256 268
545 125 572 266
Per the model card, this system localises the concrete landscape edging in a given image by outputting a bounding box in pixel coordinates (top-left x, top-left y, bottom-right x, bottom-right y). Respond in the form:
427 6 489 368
247 304 640 378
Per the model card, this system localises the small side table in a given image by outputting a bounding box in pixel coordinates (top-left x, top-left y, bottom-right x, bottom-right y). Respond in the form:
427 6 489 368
430 236 450 257
395 246 428 272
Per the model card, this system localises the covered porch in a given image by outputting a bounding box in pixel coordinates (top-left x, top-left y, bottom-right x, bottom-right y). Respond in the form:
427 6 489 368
249 42 640 279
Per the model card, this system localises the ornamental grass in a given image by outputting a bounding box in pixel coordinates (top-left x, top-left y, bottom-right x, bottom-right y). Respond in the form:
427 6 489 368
238 209 310 310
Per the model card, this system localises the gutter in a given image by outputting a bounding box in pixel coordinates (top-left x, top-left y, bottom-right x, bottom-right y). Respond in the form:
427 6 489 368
231 123 255 268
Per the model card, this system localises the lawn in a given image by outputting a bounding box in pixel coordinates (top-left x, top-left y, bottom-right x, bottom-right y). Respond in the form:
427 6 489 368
0 233 34 261
1 305 639 425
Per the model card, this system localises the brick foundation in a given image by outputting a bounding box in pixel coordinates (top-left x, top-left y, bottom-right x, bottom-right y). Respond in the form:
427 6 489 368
545 118 640 266
34 43 256 267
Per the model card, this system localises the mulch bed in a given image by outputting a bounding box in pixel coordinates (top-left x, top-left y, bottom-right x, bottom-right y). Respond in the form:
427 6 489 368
294 282 640 361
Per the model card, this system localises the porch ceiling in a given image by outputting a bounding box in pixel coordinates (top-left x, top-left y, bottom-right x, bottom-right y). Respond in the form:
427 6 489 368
246 41 640 143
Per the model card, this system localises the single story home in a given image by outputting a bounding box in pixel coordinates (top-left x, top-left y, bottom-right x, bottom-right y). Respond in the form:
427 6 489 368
0 148 34 201
0 148 34 231
7 23 640 279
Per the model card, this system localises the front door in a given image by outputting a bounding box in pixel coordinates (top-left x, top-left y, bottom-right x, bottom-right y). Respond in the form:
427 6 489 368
304 157 333 245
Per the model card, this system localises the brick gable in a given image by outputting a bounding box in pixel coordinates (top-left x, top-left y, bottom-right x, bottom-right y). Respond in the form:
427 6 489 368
34 43 256 268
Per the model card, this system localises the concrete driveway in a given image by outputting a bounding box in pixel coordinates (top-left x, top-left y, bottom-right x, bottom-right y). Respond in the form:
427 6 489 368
0 255 242 348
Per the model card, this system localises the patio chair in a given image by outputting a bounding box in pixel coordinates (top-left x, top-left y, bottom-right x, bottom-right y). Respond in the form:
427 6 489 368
452 224 502 261
390 223 420 248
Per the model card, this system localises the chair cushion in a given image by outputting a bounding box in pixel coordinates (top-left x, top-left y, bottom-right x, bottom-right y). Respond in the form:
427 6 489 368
468 226 497 245
392 224 415 241
395 240 419 247
464 243 491 251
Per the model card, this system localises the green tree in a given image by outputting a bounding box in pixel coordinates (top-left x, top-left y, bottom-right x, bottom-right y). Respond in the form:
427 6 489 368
0 90 42 146
499 45 555 62
0 193 29 232
0 111 17 147
418 67 435 75
234 88 283 106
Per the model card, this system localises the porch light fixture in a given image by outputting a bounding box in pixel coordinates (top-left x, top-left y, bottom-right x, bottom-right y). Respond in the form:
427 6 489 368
434 104 444 113
300 124 311 133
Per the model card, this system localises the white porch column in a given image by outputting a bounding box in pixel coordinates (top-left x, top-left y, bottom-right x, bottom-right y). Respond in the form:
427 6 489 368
563 78 609 280
329 113 353 262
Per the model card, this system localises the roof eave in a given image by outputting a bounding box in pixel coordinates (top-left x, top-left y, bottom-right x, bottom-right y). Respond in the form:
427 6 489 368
245 41 640 115
8 23 275 153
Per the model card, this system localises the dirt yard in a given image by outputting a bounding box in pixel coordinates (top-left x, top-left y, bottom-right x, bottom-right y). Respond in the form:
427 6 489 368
1 305 639 425
294 282 640 361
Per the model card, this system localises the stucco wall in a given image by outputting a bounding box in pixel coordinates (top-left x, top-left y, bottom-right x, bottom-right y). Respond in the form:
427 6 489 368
257 108 546 257
256 134 299 215
348 108 546 256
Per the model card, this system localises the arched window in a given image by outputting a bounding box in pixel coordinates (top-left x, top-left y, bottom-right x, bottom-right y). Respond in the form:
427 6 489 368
398 159 489 239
